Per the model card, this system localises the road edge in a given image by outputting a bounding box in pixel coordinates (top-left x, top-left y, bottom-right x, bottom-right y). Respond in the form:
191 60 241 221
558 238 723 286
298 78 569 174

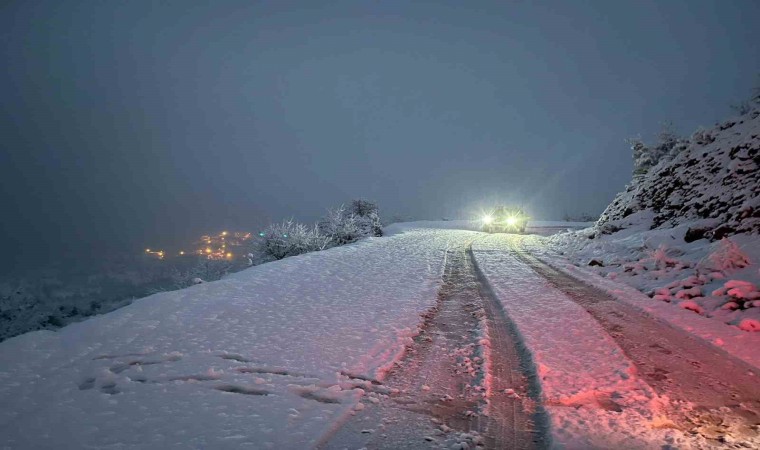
537 252 760 372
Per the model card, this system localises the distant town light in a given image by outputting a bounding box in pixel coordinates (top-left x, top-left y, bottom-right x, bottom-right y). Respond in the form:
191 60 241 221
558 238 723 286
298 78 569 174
145 230 253 261
145 248 165 260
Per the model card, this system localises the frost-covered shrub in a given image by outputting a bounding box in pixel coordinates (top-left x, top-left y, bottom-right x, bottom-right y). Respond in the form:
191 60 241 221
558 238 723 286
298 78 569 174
319 205 361 246
348 199 383 237
629 123 687 176
318 200 383 245
707 238 751 271
651 244 679 269
253 200 382 263
259 220 332 261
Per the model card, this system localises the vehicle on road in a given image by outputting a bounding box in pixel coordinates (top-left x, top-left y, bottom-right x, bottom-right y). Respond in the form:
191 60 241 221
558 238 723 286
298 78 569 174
481 206 529 233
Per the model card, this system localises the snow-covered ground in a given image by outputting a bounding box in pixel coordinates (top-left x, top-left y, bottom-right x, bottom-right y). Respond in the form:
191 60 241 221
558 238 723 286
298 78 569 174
1 221 756 449
543 212 760 336
0 228 475 449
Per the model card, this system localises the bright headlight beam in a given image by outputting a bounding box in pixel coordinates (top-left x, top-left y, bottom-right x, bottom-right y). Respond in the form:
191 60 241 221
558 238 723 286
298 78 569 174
482 215 494 224
507 217 518 225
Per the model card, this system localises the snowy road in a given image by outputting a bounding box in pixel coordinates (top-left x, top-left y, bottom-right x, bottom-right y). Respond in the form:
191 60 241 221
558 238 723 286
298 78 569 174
1 224 758 449
323 241 548 449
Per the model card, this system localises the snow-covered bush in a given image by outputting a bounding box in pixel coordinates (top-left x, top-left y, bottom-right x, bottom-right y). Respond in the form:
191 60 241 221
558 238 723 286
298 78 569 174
318 200 383 245
259 220 332 261
651 244 679 269
318 205 361 246
349 199 383 238
629 123 687 176
253 200 383 263
706 238 751 271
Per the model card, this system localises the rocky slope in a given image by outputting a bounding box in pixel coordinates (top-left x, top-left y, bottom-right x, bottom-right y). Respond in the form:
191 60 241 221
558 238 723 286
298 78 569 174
597 108 759 240
548 104 760 332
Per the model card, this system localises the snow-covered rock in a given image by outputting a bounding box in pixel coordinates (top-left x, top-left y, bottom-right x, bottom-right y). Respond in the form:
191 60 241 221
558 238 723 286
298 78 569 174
547 106 760 332
598 108 760 240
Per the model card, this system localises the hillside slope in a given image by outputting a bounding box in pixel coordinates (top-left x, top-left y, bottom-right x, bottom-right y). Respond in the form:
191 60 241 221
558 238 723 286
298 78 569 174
549 106 760 332
598 108 759 239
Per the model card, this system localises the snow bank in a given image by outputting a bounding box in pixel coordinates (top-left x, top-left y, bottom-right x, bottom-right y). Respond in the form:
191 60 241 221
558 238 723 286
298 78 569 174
545 221 760 338
0 229 475 449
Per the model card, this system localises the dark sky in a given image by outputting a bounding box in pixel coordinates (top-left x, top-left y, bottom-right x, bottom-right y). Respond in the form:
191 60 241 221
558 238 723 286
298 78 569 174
1 0 759 272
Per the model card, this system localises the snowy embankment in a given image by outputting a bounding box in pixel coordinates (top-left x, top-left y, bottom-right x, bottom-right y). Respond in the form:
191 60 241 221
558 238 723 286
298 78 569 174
0 228 474 449
535 229 760 369
544 106 760 335
471 236 692 449
549 221 760 333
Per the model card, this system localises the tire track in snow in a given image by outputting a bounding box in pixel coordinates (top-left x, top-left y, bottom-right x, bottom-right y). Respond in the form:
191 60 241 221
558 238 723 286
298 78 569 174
322 241 548 449
467 242 551 449
508 235 760 445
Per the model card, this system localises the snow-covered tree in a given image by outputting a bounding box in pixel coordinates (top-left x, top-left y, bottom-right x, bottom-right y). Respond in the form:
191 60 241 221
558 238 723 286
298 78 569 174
629 137 653 176
630 123 687 175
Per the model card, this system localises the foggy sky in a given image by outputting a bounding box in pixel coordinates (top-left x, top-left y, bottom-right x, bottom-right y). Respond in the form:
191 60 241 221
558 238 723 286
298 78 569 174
1 0 759 273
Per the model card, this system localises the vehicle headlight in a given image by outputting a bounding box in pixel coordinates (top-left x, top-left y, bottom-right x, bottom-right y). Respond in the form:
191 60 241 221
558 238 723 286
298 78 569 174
506 217 518 225
482 215 494 224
